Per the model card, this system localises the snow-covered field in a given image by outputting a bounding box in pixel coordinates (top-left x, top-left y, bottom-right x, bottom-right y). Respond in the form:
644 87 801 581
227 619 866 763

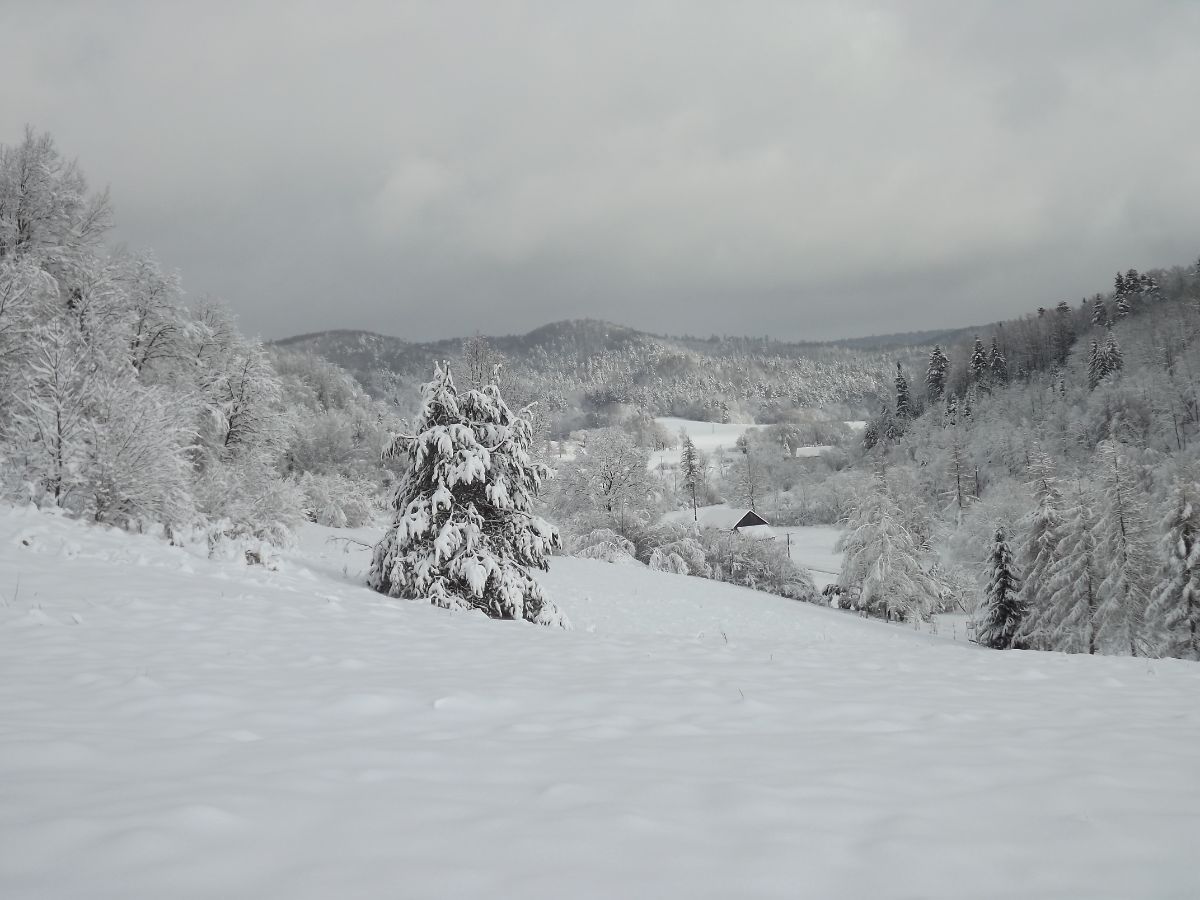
3 506 1200 899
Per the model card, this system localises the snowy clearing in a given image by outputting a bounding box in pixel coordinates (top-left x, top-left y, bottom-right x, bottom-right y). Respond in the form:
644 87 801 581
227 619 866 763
2 507 1199 899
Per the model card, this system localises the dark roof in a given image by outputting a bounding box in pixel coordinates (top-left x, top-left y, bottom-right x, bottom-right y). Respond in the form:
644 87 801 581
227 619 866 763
733 510 769 529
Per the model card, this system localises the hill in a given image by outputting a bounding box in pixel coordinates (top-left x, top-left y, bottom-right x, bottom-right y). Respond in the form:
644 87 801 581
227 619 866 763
274 319 925 426
3 506 1198 899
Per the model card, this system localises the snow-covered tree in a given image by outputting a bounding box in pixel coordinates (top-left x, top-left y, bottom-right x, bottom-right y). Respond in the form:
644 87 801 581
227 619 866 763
895 362 912 420
1013 452 1064 650
1091 296 1108 328
1045 480 1101 654
1088 339 1103 390
1146 472 1200 660
368 364 566 627
837 479 940 622
549 426 657 535
970 335 988 384
84 375 195 528
926 345 948 403
3 323 93 506
988 338 1008 385
731 432 761 510
1102 329 1123 377
976 527 1024 649
679 431 702 521
1093 439 1155 655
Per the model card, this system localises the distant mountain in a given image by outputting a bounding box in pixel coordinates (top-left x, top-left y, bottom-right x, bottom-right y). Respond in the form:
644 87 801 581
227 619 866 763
273 319 932 424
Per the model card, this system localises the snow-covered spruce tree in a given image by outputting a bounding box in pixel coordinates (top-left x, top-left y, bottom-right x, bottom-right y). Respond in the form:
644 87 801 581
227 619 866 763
1146 472 1200 660
1087 339 1103 391
1102 329 1123 376
1012 452 1064 650
1092 296 1108 328
895 362 911 420
969 335 988 385
988 338 1008 385
1093 439 1155 655
679 431 701 521
926 345 948 404
1045 480 1101 654
368 364 567 627
976 527 1024 649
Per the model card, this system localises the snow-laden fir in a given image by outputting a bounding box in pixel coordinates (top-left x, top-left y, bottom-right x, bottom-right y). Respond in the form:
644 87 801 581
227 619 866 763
368 364 565 626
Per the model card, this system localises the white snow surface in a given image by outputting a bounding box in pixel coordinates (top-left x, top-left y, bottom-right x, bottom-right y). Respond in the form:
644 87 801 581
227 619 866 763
2 505 1200 899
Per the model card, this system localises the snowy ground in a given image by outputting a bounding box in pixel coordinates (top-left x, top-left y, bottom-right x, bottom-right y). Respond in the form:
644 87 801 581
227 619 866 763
3 506 1200 899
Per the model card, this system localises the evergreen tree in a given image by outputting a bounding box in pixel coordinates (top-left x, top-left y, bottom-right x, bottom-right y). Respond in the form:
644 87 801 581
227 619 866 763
988 337 1008 385
1102 329 1123 375
1088 339 1103 390
1013 452 1064 650
368 364 566 627
1114 272 1126 297
976 527 1024 649
926 345 948 404
1045 479 1100 654
1052 303 1075 364
969 335 988 384
1114 295 1131 320
679 431 702 522
895 362 912 420
1146 473 1200 660
1093 439 1155 655
943 392 958 427
1091 296 1108 328
862 417 880 451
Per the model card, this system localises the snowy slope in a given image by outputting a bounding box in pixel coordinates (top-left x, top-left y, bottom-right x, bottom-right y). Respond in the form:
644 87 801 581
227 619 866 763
2 507 1200 900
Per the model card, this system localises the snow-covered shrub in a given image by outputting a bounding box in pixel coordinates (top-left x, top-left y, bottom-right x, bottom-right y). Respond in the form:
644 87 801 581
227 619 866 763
194 455 305 548
570 528 638 563
369 364 567 627
298 472 377 528
697 528 818 602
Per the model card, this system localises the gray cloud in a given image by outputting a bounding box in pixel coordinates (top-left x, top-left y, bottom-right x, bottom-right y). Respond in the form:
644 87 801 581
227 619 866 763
3 1 1198 341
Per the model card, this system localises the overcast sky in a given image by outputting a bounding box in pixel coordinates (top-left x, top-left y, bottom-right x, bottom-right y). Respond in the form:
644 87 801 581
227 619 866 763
3 2 1199 343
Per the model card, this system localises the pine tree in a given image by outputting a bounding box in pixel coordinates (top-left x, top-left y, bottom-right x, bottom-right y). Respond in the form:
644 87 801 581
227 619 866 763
368 364 566 627
862 418 880 451
895 362 911 420
976 527 1024 649
1093 439 1155 655
943 392 958 427
679 431 701 522
1091 296 1108 328
1102 329 1123 375
969 335 988 384
988 337 1008 385
1013 452 1064 650
1114 272 1126 297
1052 303 1075 364
1114 295 1131 320
926 346 948 404
1088 339 1103 390
1146 473 1200 660
1045 479 1100 654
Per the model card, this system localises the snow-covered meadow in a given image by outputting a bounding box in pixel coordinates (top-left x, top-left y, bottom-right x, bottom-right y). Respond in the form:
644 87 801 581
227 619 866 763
3 506 1199 899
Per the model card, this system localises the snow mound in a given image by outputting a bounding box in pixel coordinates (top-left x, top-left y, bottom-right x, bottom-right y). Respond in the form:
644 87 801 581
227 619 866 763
1 506 1198 899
